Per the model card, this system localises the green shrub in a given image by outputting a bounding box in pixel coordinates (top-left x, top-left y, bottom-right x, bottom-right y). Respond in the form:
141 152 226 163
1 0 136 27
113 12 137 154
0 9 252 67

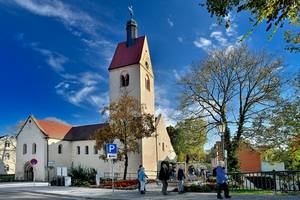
68 165 96 186
185 184 212 192
0 174 15 182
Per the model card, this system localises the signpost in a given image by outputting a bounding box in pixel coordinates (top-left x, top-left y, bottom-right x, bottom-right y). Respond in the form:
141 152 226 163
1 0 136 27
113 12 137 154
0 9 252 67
106 144 117 192
30 158 38 186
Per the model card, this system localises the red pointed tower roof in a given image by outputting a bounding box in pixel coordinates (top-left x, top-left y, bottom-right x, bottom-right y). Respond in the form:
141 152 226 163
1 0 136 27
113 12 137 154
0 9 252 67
108 36 145 70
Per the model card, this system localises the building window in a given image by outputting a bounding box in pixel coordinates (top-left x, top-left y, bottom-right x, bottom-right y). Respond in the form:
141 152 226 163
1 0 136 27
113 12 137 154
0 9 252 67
85 146 89 154
4 153 10 160
120 74 129 87
145 61 149 69
4 141 10 148
23 144 27 155
162 142 165 151
145 74 150 91
5 165 9 172
32 143 37 154
94 146 98 154
58 144 62 154
77 146 80 155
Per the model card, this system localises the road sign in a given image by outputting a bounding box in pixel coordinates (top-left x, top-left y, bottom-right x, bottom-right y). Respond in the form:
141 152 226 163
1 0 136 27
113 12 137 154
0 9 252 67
106 143 117 159
30 158 38 166
48 160 55 167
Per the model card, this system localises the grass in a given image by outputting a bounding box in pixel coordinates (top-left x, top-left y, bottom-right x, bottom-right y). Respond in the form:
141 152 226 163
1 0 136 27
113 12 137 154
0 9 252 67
231 189 300 196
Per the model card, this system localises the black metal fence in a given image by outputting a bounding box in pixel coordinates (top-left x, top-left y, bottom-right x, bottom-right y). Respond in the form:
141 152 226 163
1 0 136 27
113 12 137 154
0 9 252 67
227 170 300 192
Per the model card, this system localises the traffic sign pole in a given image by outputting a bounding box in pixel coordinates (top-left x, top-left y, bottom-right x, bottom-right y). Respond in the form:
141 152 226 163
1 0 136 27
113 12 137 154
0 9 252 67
111 159 114 192
106 144 117 193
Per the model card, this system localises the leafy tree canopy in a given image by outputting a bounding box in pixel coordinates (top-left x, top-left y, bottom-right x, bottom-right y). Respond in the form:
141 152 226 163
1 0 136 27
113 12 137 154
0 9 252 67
200 0 300 52
167 118 207 163
94 92 155 179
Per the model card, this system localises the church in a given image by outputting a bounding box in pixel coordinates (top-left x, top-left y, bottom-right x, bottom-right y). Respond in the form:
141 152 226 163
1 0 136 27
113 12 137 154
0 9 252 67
15 16 176 181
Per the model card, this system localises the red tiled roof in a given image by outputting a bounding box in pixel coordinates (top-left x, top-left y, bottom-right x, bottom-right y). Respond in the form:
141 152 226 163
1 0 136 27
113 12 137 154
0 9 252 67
108 36 145 70
37 120 72 140
35 119 107 141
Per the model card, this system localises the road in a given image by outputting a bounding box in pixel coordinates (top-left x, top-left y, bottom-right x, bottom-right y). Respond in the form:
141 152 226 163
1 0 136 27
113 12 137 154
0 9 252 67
0 190 83 199
0 182 299 200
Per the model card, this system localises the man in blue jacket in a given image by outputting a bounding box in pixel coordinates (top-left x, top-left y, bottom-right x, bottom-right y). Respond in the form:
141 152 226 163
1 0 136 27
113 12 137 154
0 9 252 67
215 161 231 199
138 167 146 194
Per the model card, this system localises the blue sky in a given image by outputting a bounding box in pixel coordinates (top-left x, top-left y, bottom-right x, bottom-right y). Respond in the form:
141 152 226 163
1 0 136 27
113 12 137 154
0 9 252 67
0 0 299 148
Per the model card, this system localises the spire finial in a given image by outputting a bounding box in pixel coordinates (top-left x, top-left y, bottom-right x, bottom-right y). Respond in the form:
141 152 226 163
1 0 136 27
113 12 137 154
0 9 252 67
128 5 133 19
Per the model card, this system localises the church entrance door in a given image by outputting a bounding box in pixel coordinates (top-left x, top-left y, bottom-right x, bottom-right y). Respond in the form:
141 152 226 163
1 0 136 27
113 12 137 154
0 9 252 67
24 162 33 181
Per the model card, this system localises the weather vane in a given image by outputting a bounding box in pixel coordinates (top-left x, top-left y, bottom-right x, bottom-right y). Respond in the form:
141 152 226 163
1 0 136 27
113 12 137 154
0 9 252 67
128 5 133 19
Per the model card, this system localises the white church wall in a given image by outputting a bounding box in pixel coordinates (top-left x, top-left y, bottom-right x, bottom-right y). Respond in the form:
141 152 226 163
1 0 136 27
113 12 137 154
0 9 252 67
15 119 47 181
139 37 155 114
48 139 72 180
156 115 176 162
71 140 141 179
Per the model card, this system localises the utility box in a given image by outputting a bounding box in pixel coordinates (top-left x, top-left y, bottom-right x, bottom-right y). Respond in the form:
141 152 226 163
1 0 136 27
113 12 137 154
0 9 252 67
64 176 71 187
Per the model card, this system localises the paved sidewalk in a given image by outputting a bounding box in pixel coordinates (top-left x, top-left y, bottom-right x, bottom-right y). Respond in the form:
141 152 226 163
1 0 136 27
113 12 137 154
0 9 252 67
1 182 299 200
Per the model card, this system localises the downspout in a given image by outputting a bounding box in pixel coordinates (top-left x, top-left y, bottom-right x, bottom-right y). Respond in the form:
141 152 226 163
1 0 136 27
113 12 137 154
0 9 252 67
45 136 49 184
155 117 159 178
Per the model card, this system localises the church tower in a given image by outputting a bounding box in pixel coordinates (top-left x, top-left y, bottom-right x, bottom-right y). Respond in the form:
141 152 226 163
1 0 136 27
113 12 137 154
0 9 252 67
108 16 154 115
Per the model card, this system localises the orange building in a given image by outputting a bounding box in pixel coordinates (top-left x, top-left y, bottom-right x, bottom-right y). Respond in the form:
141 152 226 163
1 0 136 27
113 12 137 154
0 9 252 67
211 141 262 172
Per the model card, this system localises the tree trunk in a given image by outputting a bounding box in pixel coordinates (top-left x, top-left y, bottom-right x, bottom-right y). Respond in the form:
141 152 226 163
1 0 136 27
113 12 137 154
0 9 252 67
123 153 128 180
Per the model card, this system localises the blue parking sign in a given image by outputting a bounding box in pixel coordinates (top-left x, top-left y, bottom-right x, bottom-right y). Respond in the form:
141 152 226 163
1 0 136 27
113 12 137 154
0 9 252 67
106 144 117 158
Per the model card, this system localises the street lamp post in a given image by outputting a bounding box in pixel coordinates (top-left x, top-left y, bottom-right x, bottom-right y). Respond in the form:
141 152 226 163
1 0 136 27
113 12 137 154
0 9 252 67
218 122 227 172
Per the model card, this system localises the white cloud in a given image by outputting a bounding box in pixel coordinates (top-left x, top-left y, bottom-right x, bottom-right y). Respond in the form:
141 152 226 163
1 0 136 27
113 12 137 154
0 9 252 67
9 0 114 66
31 44 68 72
68 86 96 106
177 36 183 43
12 0 97 36
167 18 174 27
155 85 180 126
55 71 106 107
43 117 70 125
210 31 228 47
193 37 213 52
209 23 218 30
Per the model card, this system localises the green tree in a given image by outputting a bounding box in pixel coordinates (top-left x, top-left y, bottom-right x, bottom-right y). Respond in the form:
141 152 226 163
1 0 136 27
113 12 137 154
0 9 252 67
167 119 207 164
246 72 300 169
200 0 300 52
94 93 155 180
179 45 282 171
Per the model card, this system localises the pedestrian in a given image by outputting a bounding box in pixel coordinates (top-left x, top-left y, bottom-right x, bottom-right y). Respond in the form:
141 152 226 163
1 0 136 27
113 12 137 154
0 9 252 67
158 161 170 195
177 165 185 194
138 167 146 194
214 161 231 199
137 165 142 191
137 165 148 192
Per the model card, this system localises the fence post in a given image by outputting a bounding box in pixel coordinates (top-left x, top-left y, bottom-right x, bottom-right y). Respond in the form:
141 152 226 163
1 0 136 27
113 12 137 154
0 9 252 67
272 170 276 194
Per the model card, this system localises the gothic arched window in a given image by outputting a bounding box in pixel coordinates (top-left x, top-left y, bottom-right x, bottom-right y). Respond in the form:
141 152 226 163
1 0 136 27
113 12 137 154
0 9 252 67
120 72 129 87
58 144 62 154
32 143 36 154
145 74 150 91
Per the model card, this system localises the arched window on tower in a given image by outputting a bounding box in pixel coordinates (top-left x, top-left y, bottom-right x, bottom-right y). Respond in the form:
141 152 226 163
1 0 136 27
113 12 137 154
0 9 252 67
4 153 10 160
145 74 150 91
32 143 36 154
120 73 129 87
58 144 63 154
